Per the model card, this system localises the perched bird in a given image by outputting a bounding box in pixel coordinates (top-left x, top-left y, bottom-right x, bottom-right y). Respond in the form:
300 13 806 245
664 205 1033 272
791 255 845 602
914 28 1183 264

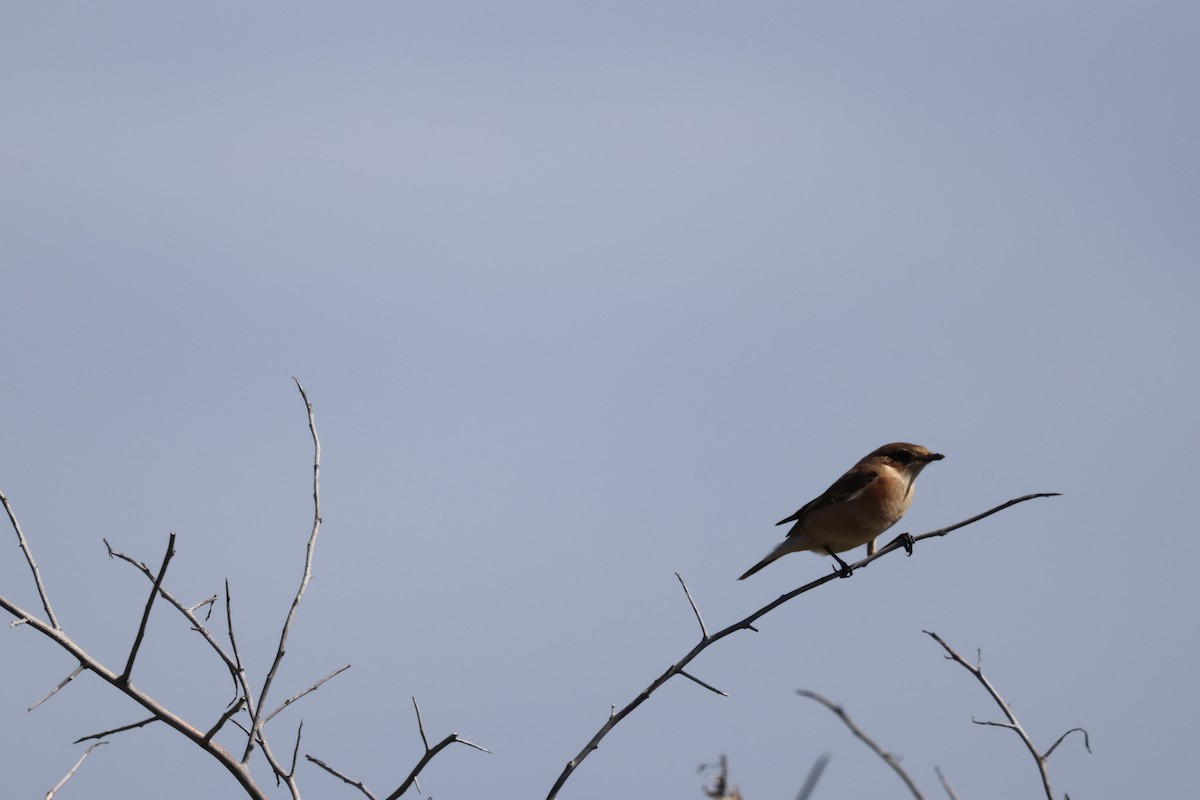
738 443 944 580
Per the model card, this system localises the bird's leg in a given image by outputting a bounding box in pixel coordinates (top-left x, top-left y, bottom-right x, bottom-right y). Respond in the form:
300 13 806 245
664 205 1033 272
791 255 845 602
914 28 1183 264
866 538 877 557
823 546 854 578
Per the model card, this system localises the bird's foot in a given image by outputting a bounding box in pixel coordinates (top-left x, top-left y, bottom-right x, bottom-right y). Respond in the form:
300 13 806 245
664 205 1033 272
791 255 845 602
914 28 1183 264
885 532 915 556
824 546 854 578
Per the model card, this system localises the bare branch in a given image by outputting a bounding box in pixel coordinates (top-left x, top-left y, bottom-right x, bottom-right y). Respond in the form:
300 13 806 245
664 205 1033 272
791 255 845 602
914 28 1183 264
204 698 247 744
105 541 243 696
225 579 252 706
307 755 379 800
266 664 351 723
28 664 85 711
188 594 218 615
797 689 923 799
933 765 960 800
1 487 60 629
676 572 709 639
313 698 491 800
2 382 336 800
243 378 322 764
545 493 1059 800
1045 727 1092 759
289 721 304 778
926 630 1087 800
45 742 107 800
119 532 177 684
796 752 831 800
74 716 160 744
254 728 303 799
909 493 1062 545
412 697 430 750
679 670 728 697
383 732 491 800
0 589 268 798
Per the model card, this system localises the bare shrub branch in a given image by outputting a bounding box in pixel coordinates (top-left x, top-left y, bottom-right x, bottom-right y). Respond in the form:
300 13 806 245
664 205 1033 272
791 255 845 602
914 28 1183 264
266 664 351 723
29 664 85 711
104 539 243 691
925 630 1090 800
545 493 1060 800
204 698 247 743
44 742 107 800
796 689 923 800
1 488 60 629
308 755 379 800
242 377 323 764
1 381 336 800
308 697 490 800
119 532 176 684
676 572 709 638
75 716 160 744
383 698 490 800
796 752 832 800
933 765 960 800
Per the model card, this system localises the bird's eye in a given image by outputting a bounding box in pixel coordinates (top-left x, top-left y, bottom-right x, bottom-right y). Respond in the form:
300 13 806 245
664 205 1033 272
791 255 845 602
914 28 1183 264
892 450 913 464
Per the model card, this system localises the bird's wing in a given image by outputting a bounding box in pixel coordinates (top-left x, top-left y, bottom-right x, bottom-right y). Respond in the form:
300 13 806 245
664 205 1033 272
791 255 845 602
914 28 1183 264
776 465 879 534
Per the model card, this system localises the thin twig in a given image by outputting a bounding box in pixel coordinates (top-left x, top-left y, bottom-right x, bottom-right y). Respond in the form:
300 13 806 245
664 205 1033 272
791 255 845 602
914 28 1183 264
0 383 342 800
679 670 728 697
266 664 352 723
384 732 491 800
104 540 242 695
188 594 218 615
225 579 253 708
28 664 85 711
796 752 831 800
1045 727 1091 759
925 630 1089 800
545 493 1059 800
119 532 177 684
413 697 430 750
204 698 247 743
74 716 160 744
243 378 322 764
326 698 491 800
797 689 923 799
1 488 60 629
676 572 709 639
307 755 379 800
933 765 960 800
289 720 304 777
45 742 107 800
0 588 269 798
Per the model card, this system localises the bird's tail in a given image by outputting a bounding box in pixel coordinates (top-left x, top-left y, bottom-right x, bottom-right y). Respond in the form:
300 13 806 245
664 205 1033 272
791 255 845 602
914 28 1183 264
738 548 786 581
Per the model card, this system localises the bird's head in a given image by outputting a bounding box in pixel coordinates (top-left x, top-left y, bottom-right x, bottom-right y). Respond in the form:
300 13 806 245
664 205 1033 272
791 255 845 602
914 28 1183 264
868 442 944 476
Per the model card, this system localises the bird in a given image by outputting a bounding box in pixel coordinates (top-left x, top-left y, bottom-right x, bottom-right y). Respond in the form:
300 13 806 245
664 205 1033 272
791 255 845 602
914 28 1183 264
738 442 944 580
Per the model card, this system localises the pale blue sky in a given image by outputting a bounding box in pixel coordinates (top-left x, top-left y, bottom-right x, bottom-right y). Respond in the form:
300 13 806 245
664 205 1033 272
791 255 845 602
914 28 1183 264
2 3 1197 799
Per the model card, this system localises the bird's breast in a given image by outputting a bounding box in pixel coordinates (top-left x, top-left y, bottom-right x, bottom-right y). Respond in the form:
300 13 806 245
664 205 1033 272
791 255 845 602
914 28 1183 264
795 467 914 552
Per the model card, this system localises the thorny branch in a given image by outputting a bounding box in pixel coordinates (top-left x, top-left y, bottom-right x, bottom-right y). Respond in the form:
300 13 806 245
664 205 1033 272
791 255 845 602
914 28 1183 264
307 697 490 800
243 377 323 766
1 488 60 629
1 380 343 800
934 765 961 800
119 532 176 684
925 630 1090 800
44 742 107 800
75 716 160 744
796 689 923 800
545 492 1060 800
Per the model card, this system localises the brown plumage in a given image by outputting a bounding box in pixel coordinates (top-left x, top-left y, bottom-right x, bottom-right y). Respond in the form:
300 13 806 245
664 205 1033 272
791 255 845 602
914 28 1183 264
738 443 944 580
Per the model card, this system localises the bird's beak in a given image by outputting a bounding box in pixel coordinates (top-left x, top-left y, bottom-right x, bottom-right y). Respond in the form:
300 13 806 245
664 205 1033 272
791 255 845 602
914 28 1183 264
926 452 945 462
